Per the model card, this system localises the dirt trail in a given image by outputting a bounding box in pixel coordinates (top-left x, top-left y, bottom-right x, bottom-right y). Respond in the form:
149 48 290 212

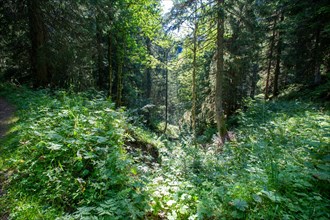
0 98 14 220
0 98 15 138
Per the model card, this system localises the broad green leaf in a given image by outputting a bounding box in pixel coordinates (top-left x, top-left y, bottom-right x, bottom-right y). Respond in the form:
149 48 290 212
232 199 248 211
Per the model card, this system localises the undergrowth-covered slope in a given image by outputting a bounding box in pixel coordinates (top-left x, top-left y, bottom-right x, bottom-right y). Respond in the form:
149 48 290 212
144 98 330 219
0 85 160 219
0 84 329 219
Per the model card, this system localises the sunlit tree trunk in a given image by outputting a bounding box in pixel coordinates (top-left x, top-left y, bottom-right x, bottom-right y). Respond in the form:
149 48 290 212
28 0 49 87
145 38 153 126
192 2 198 138
146 38 152 100
164 50 168 133
215 0 227 143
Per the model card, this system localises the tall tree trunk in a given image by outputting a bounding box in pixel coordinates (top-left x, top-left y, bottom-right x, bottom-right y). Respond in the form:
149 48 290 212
96 16 104 90
108 34 113 97
273 13 284 97
116 43 124 107
145 38 152 100
145 68 152 99
250 63 258 98
215 0 227 143
265 17 277 99
116 56 123 107
313 28 321 85
164 51 168 133
28 0 49 87
192 4 198 138
145 38 153 126
295 34 305 83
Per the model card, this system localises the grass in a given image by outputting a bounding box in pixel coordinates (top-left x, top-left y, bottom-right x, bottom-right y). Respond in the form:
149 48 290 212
0 83 329 219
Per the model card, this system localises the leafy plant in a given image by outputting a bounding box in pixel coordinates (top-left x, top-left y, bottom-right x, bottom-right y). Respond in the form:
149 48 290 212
0 84 329 219
0 84 150 219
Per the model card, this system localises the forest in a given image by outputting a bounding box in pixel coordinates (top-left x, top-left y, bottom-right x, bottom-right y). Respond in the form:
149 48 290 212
0 0 329 219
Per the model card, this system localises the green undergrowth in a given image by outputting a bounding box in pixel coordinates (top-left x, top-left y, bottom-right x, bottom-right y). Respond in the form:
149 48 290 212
0 83 329 219
144 98 330 219
0 84 161 219
278 80 330 106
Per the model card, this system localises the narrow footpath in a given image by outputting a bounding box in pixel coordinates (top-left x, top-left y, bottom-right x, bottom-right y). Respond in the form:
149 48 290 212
0 97 15 220
0 98 14 138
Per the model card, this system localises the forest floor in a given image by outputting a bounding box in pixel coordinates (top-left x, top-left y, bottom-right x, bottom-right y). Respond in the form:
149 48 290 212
0 98 15 138
0 97 15 220
0 85 329 219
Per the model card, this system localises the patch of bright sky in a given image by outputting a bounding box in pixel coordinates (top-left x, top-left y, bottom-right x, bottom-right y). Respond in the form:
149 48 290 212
161 0 173 15
161 0 190 39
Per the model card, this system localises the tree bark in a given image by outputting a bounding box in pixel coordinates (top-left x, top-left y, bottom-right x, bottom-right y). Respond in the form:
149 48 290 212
96 14 105 90
164 50 168 133
265 17 277 99
28 0 49 87
192 2 198 138
215 0 227 143
116 44 124 107
116 58 123 106
144 38 153 126
108 34 113 97
146 38 152 100
273 13 284 97
250 63 258 99
313 28 321 85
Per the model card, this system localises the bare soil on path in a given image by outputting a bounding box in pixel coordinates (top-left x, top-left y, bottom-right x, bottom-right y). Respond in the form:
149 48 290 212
0 98 15 138
0 97 15 220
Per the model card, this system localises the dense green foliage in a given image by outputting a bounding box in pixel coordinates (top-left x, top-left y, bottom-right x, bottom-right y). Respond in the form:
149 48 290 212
144 98 330 219
0 84 155 219
0 84 329 219
1 0 330 219
1 0 329 135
